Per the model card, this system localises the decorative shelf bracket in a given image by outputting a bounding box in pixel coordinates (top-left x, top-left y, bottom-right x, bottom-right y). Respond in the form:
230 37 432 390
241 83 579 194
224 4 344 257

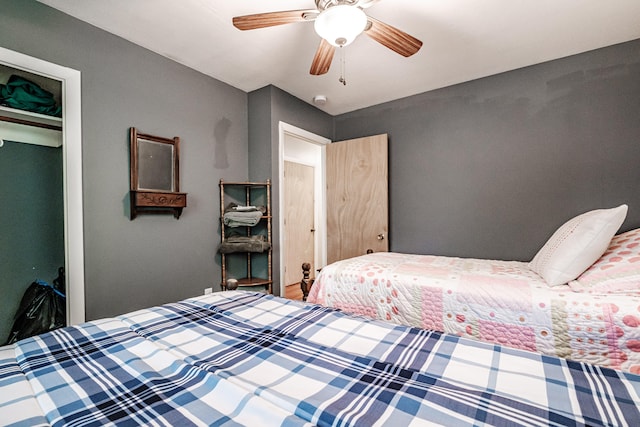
130 190 187 219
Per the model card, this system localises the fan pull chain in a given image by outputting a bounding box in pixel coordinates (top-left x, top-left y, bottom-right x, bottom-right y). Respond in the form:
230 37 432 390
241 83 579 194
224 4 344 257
339 46 347 86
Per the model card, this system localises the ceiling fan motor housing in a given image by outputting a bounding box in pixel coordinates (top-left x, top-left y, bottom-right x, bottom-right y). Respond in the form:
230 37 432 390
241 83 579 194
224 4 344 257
316 0 358 11
315 0 377 10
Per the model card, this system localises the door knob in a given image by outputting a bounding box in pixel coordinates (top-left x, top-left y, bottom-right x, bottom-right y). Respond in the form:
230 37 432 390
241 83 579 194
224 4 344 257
377 233 385 240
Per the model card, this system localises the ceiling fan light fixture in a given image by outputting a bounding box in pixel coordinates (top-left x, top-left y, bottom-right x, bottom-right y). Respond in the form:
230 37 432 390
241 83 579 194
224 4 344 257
314 5 367 47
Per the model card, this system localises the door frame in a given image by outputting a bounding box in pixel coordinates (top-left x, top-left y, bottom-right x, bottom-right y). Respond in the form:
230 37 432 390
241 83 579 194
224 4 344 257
0 47 85 325
278 122 330 296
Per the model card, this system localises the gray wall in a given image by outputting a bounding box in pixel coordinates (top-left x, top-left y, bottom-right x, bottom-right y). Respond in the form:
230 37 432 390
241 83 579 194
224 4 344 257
0 0 248 320
335 39 640 261
0 142 64 342
248 85 333 294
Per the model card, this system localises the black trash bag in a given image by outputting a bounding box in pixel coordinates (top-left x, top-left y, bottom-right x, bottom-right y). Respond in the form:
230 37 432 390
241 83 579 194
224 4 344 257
5 269 66 345
52 266 66 294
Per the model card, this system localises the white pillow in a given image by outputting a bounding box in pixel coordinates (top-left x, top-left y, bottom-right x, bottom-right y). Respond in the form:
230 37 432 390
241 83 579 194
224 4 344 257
529 204 628 286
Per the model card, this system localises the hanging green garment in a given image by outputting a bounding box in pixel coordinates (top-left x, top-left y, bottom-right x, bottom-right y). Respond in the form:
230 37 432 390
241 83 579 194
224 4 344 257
0 74 62 117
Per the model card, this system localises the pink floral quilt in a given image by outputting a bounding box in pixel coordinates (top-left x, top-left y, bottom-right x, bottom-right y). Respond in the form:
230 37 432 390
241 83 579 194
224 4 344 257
308 251 640 373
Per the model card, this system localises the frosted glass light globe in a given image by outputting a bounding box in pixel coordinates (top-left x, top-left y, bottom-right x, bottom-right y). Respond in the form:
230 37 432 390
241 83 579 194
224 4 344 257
314 5 367 47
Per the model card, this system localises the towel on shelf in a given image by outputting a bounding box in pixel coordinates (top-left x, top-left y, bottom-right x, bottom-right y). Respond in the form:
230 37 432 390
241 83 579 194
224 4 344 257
218 235 271 253
223 202 265 227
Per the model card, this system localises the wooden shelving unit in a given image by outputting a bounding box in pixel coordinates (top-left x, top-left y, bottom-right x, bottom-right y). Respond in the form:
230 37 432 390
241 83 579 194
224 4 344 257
219 179 272 293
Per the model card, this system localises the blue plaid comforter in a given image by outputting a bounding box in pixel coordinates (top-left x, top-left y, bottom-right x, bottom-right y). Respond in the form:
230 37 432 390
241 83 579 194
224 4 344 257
1 291 639 426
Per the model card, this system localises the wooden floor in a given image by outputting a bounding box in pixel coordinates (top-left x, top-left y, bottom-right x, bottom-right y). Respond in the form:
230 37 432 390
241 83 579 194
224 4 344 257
284 283 303 301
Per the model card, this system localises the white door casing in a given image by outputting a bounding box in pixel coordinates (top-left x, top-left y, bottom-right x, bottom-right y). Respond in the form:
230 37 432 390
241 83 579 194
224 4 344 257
278 122 330 296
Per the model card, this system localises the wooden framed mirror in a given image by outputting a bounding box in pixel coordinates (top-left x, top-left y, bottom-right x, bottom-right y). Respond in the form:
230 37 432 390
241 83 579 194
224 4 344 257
129 127 187 219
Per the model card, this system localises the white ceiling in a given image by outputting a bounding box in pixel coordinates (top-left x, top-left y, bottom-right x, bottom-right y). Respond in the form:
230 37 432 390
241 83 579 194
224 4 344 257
38 0 640 115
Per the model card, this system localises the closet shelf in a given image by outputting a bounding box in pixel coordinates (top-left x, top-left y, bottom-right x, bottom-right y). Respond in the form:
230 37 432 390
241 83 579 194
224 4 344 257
0 105 62 129
0 105 62 148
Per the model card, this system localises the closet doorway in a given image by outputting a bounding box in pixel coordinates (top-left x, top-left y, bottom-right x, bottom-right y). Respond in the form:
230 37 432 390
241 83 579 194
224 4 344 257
0 47 84 338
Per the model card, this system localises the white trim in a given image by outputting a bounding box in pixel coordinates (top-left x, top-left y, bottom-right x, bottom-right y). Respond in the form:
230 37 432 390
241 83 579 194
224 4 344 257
0 47 85 325
283 156 316 167
278 122 330 296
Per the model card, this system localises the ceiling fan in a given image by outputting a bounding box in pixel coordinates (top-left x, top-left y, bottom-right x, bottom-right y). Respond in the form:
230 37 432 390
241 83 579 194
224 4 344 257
232 0 423 76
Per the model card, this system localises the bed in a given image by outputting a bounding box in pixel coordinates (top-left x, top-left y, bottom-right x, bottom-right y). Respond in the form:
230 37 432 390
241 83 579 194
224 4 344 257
308 205 640 372
2 291 639 426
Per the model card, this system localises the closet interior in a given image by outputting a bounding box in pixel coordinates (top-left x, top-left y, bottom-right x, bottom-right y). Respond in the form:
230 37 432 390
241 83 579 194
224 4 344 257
0 63 65 344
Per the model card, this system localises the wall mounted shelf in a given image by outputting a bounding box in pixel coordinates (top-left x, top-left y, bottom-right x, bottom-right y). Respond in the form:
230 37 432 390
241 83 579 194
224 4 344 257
129 127 187 220
130 190 187 219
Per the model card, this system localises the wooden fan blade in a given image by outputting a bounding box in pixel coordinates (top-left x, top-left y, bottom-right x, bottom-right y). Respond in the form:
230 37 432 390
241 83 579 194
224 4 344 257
233 10 315 30
364 16 422 57
310 39 336 75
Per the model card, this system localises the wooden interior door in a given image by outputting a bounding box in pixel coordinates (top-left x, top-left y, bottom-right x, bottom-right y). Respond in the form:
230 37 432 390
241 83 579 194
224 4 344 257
283 161 315 286
326 134 388 264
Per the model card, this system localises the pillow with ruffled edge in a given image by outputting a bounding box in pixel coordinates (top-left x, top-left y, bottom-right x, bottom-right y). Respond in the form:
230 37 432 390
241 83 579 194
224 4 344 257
529 204 628 287
569 227 640 293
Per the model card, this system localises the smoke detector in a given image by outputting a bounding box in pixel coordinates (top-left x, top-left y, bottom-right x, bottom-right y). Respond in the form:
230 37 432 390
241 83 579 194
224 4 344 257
313 95 327 106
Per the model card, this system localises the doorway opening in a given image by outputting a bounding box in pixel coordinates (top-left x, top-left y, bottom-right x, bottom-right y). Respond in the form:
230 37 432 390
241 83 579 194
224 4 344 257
0 47 85 330
278 122 330 298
